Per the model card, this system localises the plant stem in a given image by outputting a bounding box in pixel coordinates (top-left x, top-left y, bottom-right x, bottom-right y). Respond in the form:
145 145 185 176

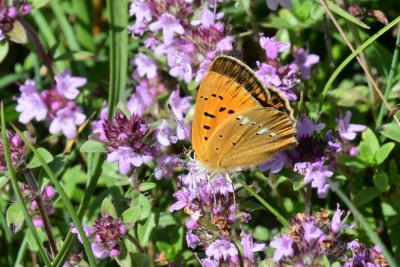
126 234 145 253
17 17 54 80
22 166 58 257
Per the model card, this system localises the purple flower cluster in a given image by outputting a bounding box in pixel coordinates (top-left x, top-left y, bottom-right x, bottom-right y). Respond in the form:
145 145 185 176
128 0 233 83
71 214 127 259
23 184 56 228
270 204 353 266
99 112 158 175
16 69 87 139
0 0 31 41
0 130 32 173
170 164 266 265
261 117 342 198
344 240 388 266
256 35 319 101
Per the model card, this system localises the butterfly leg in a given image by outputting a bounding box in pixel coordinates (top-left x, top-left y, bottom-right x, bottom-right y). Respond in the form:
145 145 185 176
225 172 236 205
207 174 218 206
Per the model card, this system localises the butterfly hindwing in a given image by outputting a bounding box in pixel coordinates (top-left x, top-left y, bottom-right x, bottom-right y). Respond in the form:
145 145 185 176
205 107 297 170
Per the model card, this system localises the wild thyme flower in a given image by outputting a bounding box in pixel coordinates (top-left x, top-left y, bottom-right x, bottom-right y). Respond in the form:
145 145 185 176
170 163 266 265
101 112 158 174
15 69 87 139
0 130 32 173
337 111 366 141
128 0 233 83
344 240 388 267
270 206 351 266
71 214 127 259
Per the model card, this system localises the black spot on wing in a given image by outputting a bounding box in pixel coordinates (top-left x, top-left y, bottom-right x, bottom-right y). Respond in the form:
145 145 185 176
203 125 211 130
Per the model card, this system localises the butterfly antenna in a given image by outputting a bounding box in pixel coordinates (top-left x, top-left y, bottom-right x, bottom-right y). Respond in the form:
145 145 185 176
145 149 188 180
167 104 192 143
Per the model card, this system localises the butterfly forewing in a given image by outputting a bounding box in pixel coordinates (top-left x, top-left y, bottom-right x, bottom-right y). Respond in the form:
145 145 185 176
192 71 261 165
205 107 297 170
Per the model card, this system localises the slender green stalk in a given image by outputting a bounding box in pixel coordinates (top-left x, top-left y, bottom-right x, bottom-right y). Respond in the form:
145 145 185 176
11 125 97 267
52 154 104 267
1 103 52 267
335 188 397 267
14 233 28 267
106 0 129 117
320 16 400 106
376 24 400 127
236 178 289 228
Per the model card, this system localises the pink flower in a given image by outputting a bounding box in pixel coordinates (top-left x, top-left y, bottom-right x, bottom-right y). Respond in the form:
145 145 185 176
205 239 239 262
149 13 184 44
293 48 320 79
132 53 158 79
270 235 293 261
337 111 366 141
54 69 87 100
49 104 86 138
16 79 48 123
259 36 290 59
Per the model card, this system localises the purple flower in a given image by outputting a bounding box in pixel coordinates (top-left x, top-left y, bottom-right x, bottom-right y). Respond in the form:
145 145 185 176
92 214 126 257
101 112 157 174
200 258 217 267
256 62 282 87
331 203 352 233
259 152 289 173
295 161 333 198
195 59 212 83
155 119 178 146
169 189 191 212
132 53 158 79
270 235 293 261
107 146 146 174
54 69 87 100
167 50 193 82
337 111 366 141
266 0 292 10
149 13 184 44
303 222 326 243
49 104 86 138
0 29 5 41
259 36 290 59
186 232 200 249
127 80 156 116
154 154 178 180
216 36 234 52
91 103 108 142
241 233 266 264
205 239 239 262
293 48 320 79
129 0 152 24
296 117 325 139
16 79 48 123
191 8 223 28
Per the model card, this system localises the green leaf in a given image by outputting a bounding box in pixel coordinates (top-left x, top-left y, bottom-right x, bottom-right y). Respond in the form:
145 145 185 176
6 203 25 234
101 198 118 219
374 142 395 164
389 159 400 186
136 194 151 221
328 86 368 107
29 0 51 8
138 211 156 247
122 206 141 224
0 41 9 64
293 179 306 191
54 50 96 61
131 253 150 267
115 242 132 267
0 175 10 189
358 142 375 165
7 20 28 44
316 0 370 29
361 128 380 153
139 182 156 192
26 147 54 168
373 170 389 193
80 140 106 153
380 123 400 143
340 155 367 169
353 187 380 207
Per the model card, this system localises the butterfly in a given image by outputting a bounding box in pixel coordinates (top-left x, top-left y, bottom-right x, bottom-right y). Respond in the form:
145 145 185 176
191 55 297 177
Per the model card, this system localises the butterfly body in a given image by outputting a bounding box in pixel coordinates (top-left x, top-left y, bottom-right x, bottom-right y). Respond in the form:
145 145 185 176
192 56 297 175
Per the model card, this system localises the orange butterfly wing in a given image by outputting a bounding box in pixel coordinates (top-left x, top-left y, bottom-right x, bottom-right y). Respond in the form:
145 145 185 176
192 56 296 173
